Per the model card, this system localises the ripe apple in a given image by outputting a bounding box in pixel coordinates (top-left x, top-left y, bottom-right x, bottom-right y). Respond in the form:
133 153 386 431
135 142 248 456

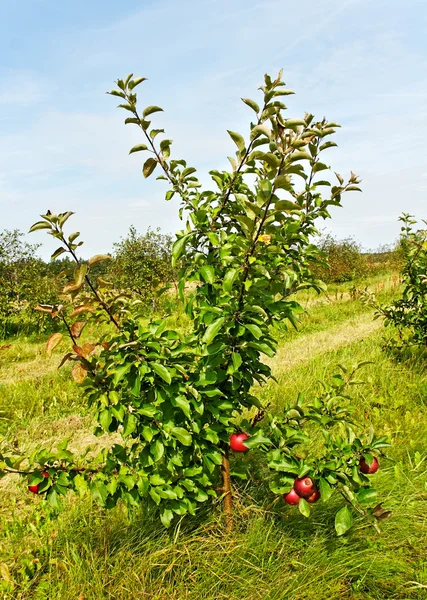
283 488 301 505
307 490 321 503
359 456 379 474
294 476 317 498
28 471 49 494
230 432 250 452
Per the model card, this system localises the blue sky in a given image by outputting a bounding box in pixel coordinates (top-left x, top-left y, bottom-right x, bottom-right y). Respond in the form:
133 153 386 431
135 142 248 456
1 0 426 258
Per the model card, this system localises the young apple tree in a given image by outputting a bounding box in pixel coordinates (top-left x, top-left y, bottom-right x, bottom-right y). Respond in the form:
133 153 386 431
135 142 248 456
0 71 389 535
368 214 427 350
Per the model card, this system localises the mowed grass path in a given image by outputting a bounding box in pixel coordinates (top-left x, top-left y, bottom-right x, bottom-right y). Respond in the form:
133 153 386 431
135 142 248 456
1 287 427 599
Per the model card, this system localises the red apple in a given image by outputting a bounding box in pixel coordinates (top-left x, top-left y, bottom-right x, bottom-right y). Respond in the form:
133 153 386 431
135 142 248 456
307 490 321 503
294 476 317 498
230 432 250 452
283 488 301 505
28 471 49 494
359 456 379 474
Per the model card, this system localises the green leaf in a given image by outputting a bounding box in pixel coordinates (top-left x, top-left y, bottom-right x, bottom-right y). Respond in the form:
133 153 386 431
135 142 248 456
68 232 80 243
319 477 333 502
149 487 161 505
90 481 108 506
112 363 132 385
128 76 147 90
172 234 191 266
118 103 135 113
194 489 209 502
273 88 294 96
47 488 61 509
227 130 245 153
160 508 174 528
275 200 299 211
29 220 51 233
151 362 172 384
299 498 311 518
137 404 158 418
202 317 226 344
222 268 239 293
143 158 158 178
289 151 311 162
129 143 149 154
244 431 271 449
28 471 46 486
175 395 191 419
244 323 263 339
242 97 260 113
269 480 293 495
99 409 112 431
335 506 353 536
319 141 338 151
150 128 164 140
285 118 306 128
262 153 280 169
250 123 271 141
142 425 156 442
51 247 66 259
151 439 164 461
232 352 242 370
73 473 88 497
247 341 275 358
200 265 215 284
357 487 377 504
160 139 172 151
143 105 163 118
172 427 192 446
123 413 137 437
109 89 126 98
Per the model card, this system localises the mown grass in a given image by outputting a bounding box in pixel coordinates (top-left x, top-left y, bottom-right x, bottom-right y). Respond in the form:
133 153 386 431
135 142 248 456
1 275 427 599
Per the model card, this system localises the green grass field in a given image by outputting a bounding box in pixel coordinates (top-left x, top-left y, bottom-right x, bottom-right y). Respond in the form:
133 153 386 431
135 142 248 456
1 275 427 600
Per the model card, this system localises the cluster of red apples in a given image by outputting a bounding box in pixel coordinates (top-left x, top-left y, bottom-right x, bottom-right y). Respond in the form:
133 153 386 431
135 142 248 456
229 432 379 506
27 435 379 498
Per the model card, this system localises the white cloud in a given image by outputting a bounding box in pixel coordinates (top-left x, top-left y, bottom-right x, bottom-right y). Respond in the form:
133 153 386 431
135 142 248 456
1 0 426 255
0 71 48 106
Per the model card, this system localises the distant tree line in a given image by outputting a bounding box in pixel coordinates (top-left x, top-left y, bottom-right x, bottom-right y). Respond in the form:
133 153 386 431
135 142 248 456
0 226 401 338
311 234 402 284
0 227 175 337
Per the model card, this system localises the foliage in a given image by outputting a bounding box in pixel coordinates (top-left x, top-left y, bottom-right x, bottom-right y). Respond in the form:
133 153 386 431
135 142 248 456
0 70 388 535
312 234 367 283
370 214 427 348
0 230 63 336
112 225 175 307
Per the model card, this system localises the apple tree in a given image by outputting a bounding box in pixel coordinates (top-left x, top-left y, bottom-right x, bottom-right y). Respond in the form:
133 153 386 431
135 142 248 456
0 71 389 535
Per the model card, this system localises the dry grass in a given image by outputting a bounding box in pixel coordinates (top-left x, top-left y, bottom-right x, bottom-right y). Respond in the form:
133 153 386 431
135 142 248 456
267 312 381 375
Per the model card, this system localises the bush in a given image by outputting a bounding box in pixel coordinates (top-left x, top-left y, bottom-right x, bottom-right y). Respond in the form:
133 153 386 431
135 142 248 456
312 234 367 283
111 226 175 307
373 214 427 348
0 230 64 336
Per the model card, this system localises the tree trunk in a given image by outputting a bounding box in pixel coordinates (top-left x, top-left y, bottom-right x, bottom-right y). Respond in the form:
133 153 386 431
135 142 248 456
221 447 233 532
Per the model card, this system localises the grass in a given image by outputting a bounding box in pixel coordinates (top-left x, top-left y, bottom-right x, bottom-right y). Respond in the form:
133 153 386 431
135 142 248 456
1 274 427 599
